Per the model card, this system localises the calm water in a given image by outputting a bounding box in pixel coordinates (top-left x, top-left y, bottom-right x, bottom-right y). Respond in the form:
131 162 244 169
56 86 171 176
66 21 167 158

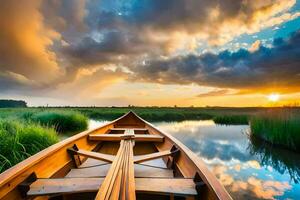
89 120 300 200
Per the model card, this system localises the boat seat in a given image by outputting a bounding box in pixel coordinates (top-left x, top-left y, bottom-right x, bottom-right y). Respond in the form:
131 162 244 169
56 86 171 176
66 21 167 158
27 177 197 197
89 133 164 142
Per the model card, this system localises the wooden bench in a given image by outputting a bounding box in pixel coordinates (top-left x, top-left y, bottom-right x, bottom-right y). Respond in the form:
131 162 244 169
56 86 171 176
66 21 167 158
27 177 197 197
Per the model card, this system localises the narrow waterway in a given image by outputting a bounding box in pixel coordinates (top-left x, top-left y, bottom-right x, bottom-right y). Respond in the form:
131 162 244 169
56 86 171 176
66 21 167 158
89 119 300 199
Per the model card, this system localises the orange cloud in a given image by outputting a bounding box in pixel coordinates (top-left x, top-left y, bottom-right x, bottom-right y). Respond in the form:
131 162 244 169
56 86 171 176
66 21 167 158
0 0 61 82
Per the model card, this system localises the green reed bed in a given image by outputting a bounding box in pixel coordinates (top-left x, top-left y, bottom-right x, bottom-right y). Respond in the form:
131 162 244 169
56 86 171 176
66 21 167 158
77 107 214 122
250 110 300 152
0 109 89 134
213 115 249 125
30 111 88 133
0 120 58 173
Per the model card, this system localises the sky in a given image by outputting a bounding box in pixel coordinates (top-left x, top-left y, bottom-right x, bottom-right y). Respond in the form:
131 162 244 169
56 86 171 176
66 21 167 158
0 0 300 107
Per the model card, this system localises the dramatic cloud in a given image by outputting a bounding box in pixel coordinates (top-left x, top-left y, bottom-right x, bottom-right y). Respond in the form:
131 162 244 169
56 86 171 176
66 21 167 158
85 0 299 48
0 0 299 105
133 30 300 93
60 0 300 66
0 0 61 83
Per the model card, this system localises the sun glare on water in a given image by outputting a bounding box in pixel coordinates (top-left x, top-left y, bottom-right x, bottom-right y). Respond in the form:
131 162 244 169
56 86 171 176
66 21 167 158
268 93 280 102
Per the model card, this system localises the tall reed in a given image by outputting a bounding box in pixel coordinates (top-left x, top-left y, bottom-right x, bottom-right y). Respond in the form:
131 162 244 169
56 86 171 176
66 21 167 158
0 120 58 173
250 109 300 152
30 111 88 133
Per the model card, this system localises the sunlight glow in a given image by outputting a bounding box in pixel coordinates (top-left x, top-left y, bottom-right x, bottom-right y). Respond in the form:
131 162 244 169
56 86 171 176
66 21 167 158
268 93 280 102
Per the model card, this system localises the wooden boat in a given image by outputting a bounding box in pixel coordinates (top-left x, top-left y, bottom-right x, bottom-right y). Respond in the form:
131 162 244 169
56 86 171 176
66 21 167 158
0 111 232 200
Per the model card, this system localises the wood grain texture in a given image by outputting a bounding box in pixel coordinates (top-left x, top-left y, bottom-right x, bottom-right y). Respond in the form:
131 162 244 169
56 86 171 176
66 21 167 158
95 139 136 200
75 149 115 163
27 177 196 196
66 163 173 178
134 150 172 163
89 133 164 142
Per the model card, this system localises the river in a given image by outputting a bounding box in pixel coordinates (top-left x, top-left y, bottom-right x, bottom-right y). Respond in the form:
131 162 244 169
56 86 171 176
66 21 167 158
89 119 300 199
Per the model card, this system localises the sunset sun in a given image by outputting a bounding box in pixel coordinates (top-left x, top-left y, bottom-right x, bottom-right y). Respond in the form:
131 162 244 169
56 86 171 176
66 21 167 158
268 93 280 102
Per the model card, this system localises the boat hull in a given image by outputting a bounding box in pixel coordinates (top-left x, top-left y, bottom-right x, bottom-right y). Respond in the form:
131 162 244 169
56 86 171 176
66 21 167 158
0 111 231 200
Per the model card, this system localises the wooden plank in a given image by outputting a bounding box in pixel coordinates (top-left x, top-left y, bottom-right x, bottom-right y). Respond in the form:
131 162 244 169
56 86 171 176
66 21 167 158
95 140 136 200
136 178 197 196
65 164 111 178
27 178 104 196
89 134 164 142
96 141 125 200
75 149 115 163
124 129 135 136
66 164 173 178
110 128 147 131
27 178 197 196
138 158 168 169
134 165 173 178
134 150 172 163
79 158 108 168
89 134 128 141
134 135 164 142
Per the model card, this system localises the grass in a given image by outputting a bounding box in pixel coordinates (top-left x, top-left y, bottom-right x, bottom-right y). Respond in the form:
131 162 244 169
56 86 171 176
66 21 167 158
0 109 88 134
0 120 58 173
30 111 88 133
0 109 87 173
250 109 300 152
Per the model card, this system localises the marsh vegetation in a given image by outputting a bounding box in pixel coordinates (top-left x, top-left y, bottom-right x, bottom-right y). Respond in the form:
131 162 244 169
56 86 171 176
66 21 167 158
250 109 300 152
0 106 299 173
0 120 58 172
0 109 88 173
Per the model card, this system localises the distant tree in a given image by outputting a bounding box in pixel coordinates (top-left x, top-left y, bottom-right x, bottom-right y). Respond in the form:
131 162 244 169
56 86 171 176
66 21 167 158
0 100 27 108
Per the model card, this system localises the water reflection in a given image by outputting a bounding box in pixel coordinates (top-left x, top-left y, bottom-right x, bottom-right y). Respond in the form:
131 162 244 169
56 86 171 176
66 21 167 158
88 119 109 130
154 120 300 200
248 135 300 184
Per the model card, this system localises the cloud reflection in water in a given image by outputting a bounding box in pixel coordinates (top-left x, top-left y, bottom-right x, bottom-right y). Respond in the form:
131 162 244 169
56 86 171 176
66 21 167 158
154 120 300 199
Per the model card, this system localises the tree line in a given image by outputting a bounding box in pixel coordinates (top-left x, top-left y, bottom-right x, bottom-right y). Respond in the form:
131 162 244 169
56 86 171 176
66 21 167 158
0 100 27 108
